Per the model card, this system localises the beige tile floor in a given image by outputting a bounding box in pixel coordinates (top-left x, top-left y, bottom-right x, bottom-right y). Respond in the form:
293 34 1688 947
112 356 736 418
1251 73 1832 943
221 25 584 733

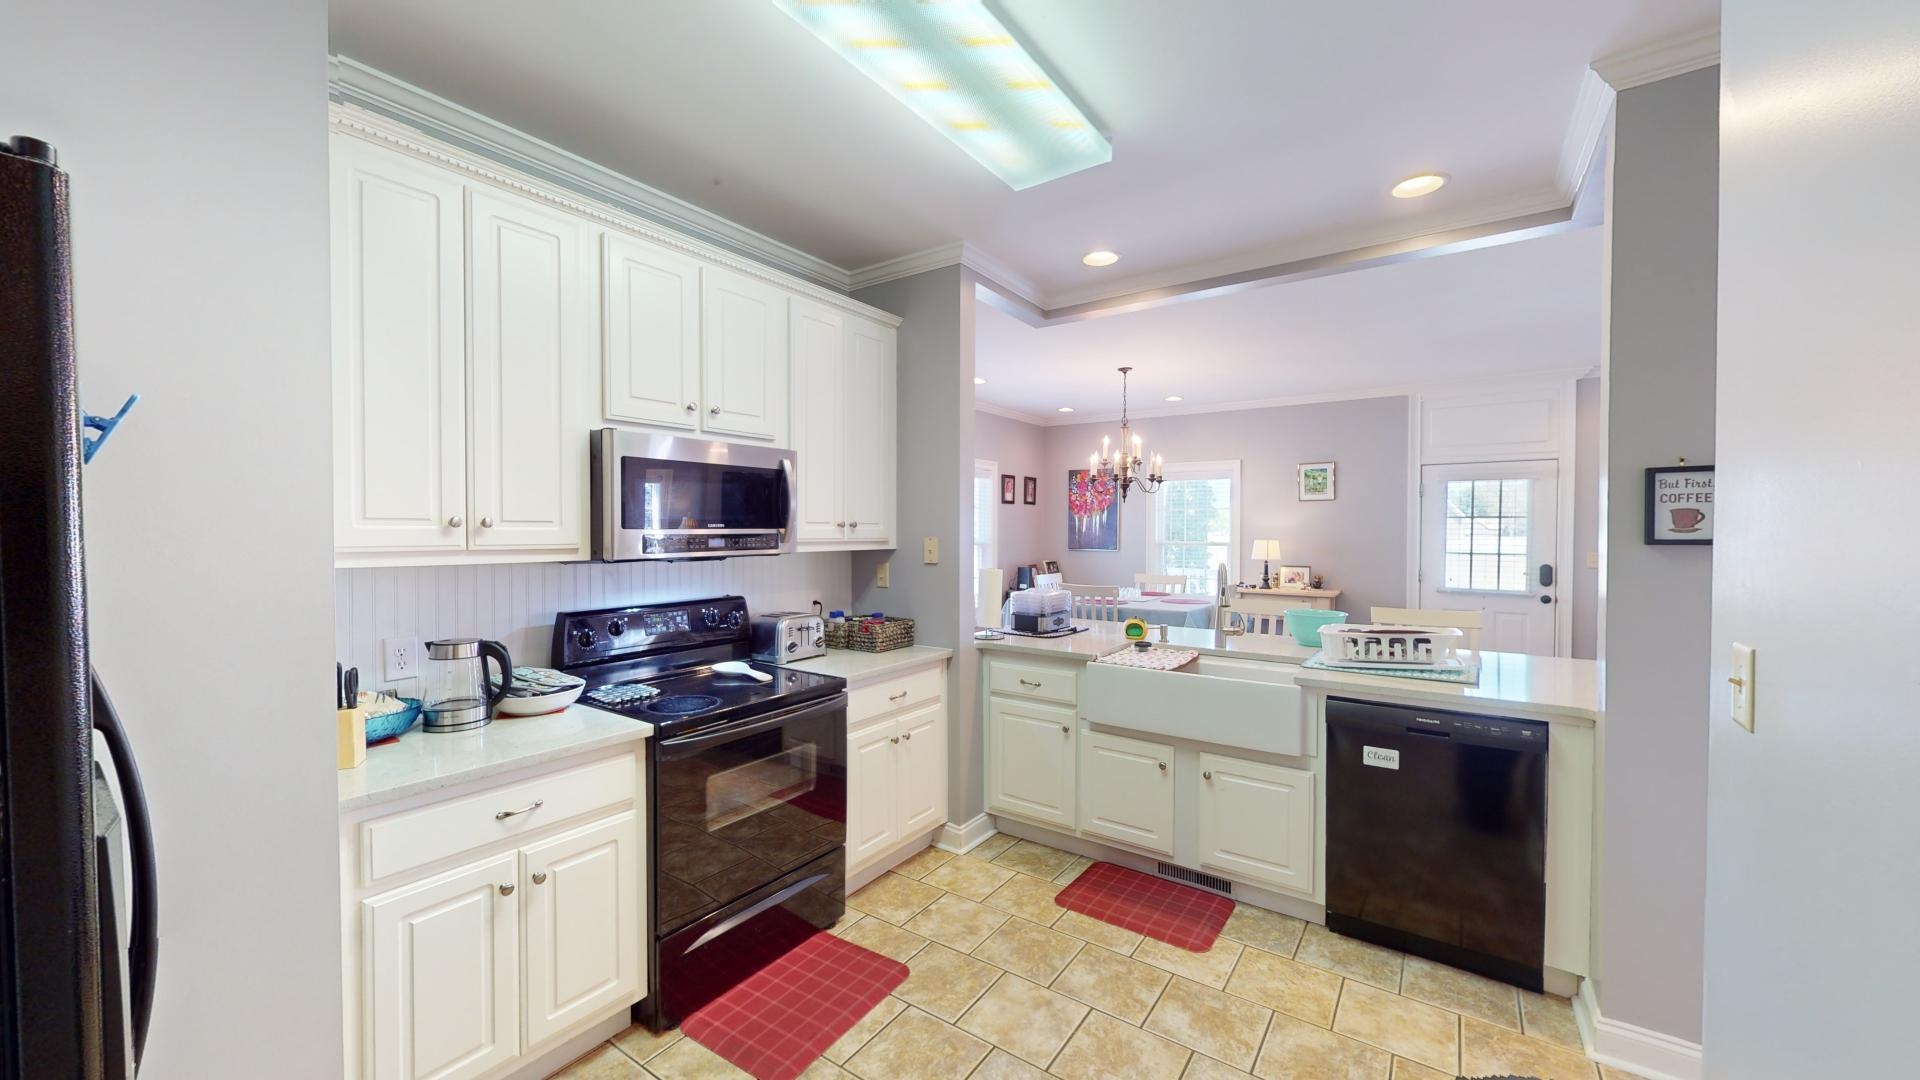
553 837 1640 1080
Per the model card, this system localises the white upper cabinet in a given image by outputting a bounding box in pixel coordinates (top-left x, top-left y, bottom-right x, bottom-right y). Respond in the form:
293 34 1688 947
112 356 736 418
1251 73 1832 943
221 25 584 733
602 234 701 430
466 187 592 551
842 317 897 543
330 134 468 554
701 266 788 443
790 302 897 549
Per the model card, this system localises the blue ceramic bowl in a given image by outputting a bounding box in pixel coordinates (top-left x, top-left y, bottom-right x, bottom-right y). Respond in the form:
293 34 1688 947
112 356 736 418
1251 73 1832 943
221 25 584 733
365 697 424 743
1287 610 1350 648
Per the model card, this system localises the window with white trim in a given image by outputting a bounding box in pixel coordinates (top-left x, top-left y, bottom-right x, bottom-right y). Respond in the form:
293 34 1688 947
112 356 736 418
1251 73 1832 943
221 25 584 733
1150 461 1240 594
973 459 998 605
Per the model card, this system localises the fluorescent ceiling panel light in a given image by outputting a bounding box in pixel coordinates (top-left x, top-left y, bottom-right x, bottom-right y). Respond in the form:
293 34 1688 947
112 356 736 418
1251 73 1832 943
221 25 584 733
772 0 1111 190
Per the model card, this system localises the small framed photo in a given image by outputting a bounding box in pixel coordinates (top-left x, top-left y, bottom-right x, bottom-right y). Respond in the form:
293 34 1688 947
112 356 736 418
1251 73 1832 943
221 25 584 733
1023 476 1038 505
1001 474 1016 504
1298 462 1335 501
1278 565 1312 588
1042 559 1061 574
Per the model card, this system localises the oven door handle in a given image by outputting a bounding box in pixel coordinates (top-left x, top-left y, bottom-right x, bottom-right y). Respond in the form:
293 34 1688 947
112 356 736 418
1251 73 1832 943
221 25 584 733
684 871 832 955
654 694 847 760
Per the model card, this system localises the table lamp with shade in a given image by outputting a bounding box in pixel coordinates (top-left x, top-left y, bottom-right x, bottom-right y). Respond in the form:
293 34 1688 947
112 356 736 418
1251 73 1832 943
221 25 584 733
1251 539 1283 589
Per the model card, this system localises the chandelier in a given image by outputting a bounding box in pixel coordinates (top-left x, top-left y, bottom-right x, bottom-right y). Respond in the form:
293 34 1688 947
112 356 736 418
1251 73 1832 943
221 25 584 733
1087 366 1162 502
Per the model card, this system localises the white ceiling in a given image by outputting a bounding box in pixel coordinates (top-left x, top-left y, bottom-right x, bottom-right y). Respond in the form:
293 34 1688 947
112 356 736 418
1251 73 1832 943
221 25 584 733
973 225 1603 421
329 0 1714 306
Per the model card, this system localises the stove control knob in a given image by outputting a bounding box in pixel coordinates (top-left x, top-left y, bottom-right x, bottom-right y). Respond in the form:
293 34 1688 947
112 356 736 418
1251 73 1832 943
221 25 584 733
607 618 627 637
574 628 597 649
787 641 798 653
701 607 720 627
726 610 744 629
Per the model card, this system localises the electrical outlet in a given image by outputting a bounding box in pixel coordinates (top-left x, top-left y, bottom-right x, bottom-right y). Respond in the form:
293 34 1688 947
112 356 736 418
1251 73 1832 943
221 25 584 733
922 537 939 564
383 637 416 682
875 562 890 588
1729 642 1756 732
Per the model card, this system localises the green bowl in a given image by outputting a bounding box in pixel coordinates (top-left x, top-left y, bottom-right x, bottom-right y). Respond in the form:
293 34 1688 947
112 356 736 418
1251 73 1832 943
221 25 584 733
1287 610 1349 647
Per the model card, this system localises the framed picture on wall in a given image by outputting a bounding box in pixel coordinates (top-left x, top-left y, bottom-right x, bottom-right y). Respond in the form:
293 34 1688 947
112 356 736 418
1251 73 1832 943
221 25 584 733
1067 469 1119 550
1042 559 1061 574
1298 462 1336 501
1645 465 1714 544
1278 565 1312 587
1023 476 1038 505
1001 474 1016 504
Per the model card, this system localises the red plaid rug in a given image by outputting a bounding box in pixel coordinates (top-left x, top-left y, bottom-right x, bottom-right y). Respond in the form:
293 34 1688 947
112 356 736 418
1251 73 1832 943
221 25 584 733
1054 862 1234 952
680 930 907 1080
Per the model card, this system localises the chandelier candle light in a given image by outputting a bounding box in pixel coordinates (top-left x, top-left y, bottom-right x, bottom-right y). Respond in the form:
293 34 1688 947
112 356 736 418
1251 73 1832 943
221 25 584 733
1088 367 1163 502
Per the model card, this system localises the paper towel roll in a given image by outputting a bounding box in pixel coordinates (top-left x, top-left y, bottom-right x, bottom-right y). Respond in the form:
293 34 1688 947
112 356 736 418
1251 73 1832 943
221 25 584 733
976 568 1003 629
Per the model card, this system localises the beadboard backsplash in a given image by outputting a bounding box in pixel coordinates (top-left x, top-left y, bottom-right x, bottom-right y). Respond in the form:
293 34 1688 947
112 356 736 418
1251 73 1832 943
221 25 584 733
334 554 854 690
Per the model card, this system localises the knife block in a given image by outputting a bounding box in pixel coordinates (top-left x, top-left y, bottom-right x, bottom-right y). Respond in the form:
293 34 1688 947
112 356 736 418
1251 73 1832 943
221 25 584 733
336 706 367 770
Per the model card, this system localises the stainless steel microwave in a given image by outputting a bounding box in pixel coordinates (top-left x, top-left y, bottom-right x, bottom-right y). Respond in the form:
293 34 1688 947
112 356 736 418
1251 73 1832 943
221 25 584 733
592 429 795 561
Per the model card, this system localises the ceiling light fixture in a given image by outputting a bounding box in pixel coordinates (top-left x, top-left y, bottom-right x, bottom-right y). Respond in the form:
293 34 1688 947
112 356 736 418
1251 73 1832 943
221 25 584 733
1391 173 1449 199
1056 406 1075 413
973 377 987 385
1082 250 1120 267
772 0 1110 190
1164 395 1184 402
1086 367 1162 503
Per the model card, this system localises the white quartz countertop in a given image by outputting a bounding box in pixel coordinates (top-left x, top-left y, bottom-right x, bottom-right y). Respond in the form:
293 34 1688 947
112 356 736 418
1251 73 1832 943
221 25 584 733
975 624 1599 722
783 645 953 685
338 704 653 813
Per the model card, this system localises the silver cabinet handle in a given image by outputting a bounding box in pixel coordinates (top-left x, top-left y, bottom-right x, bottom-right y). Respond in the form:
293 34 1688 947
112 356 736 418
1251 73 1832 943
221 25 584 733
495 799 543 820
447 515 464 528
1059 724 1070 733
685 402 697 412
1158 761 1167 771
889 735 900 744
531 871 547 885
498 883 515 896
836 521 846 528
902 731 912 741
1203 770 1213 780
1019 679 1043 688
479 517 495 529
709 405 721 416
889 691 908 702
849 522 858 530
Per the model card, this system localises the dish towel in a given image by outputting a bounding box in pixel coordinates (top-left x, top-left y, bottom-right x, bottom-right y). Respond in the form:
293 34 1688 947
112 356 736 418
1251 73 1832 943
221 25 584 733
1093 647 1198 671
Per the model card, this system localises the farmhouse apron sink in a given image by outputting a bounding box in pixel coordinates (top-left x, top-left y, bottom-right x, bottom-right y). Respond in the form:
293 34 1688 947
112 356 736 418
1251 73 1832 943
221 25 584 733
1082 650 1306 756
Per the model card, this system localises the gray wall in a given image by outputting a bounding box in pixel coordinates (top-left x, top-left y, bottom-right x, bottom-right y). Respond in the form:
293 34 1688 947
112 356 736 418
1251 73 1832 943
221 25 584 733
1707 3 1920 1073
1040 396 1410 618
1596 67 1718 1045
2 1 345 1073
851 267 981 821
974 409 1052 575
1571 376 1602 659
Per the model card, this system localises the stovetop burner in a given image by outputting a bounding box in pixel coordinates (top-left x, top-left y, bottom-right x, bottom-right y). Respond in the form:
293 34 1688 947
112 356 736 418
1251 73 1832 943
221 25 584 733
645 694 722 716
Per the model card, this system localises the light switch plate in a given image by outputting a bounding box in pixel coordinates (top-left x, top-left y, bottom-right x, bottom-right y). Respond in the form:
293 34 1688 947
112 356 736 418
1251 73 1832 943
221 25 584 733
1730 642 1756 731
1586 551 1600 569
922 537 939 564
875 562 890 588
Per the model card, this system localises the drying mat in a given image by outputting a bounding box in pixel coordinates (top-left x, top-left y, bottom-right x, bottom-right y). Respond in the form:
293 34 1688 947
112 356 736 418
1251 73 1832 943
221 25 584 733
1303 653 1481 684
1054 862 1234 952
682 930 908 1080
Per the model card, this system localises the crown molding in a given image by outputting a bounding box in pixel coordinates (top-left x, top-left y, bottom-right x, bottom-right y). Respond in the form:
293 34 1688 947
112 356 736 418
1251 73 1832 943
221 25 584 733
328 55 852 292
1592 24 1720 92
973 400 1055 426
849 241 1045 306
1558 68 1616 203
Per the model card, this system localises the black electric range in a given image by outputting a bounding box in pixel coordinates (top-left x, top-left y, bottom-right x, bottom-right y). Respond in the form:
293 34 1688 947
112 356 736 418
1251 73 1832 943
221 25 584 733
551 596 848 1032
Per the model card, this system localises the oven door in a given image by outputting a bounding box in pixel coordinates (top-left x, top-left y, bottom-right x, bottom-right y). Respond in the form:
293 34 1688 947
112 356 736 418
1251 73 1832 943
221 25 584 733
594 428 795 560
652 694 846 939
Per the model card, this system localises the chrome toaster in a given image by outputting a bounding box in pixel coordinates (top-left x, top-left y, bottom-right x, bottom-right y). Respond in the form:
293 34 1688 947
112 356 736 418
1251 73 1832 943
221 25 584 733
750 611 826 664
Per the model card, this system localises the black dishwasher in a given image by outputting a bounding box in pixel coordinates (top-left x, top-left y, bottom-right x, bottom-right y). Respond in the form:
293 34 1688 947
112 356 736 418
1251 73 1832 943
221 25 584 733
1326 697 1548 990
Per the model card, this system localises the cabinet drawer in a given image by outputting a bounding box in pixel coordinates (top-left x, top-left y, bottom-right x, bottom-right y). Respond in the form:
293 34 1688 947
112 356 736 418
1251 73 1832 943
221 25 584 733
848 664 945 727
987 659 1079 706
360 753 638 884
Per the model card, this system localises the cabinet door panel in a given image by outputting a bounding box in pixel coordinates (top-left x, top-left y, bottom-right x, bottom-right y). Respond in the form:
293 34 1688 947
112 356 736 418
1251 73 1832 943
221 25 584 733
1079 729 1174 855
604 234 701 429
789 298 846 542
843 318 896 543
700 266 787 443
522 813 641 1047
896 702 947 835
467 186 590 551
847 719 900 869
364 852 519 1080
986 696 1076 829
1195 753 1315 894
331 135 467 553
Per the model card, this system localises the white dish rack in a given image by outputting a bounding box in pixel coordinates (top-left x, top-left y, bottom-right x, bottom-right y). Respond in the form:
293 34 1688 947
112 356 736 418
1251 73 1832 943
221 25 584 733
1317 624 1466 667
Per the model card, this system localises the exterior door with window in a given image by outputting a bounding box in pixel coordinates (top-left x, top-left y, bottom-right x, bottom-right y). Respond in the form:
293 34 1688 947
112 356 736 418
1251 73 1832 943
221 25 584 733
1419 461 1559 655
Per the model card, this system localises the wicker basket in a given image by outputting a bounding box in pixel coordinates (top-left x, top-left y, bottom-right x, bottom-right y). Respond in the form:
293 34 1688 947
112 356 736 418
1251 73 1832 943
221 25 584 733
825 616 916 653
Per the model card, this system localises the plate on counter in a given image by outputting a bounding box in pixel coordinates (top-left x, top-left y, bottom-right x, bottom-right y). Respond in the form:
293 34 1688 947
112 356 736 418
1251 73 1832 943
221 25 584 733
492 666 585 716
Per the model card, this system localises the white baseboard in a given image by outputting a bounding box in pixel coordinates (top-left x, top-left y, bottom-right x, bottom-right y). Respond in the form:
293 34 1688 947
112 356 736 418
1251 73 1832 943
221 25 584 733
1577 978 1704 1080
936 813 997 854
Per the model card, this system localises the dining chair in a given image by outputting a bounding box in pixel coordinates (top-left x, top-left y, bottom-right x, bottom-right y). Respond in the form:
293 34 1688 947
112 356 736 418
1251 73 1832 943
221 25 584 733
1133 573 1188 594
1233 610 1289 636
1066 583 1121 623
1370 606 1483 653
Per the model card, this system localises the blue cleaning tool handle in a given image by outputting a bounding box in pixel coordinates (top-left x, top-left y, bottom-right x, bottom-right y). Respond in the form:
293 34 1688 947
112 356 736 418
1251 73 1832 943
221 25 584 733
82 393 139 464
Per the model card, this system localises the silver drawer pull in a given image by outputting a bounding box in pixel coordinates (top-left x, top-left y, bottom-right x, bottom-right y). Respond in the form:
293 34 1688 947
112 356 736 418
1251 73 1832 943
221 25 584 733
495 799 544 820
1203 770 1213 781
1019 678 1043 688
498 883 515 896
531 871 548 885
1059 724 1070 733
685 402 697 412
889 691 909 702
902 732 912 741
889 735 900 744
1158 761 1167 771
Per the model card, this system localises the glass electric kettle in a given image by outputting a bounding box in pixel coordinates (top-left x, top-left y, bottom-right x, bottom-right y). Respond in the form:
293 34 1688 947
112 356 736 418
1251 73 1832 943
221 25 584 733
420 638 514 732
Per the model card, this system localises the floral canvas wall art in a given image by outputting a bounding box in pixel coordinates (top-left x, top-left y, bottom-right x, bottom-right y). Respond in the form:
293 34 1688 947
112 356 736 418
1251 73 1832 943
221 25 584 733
1067 469 1119 550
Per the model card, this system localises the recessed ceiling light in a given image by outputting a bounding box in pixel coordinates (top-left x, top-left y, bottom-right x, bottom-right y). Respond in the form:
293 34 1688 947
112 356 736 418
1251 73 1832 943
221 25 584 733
1164 395 1184 402
772 1 1110 190
973 376 987 385
1082 250 1120 267
1391 173 1449 199
1057 406 1076 413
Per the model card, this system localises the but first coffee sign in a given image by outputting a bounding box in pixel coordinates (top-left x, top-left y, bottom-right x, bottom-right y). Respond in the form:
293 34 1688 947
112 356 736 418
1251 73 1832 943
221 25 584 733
1646 465 1714 544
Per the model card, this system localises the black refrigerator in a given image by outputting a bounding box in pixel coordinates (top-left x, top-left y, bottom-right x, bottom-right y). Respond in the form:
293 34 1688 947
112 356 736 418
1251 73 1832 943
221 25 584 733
0 136 158 1077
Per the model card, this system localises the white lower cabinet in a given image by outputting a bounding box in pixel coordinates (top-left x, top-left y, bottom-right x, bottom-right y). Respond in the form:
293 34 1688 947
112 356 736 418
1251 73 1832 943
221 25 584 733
1078 729 1175 856
363 852 521 1080
847 690 948 874
1194 752 1315 894
985 695 1077 830
896 703 946 835
521 812 642 1047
